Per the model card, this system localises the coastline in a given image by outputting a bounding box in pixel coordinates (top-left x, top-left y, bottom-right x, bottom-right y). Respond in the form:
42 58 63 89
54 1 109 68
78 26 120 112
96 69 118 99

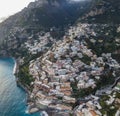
12 58 42 114
0 57 40 116
13 58 17 74
12 58 31 94
12 58 72 116
4 56 120 116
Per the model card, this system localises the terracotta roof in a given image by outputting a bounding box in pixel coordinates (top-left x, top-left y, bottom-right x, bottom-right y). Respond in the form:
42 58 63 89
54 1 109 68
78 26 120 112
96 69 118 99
90 110 98 116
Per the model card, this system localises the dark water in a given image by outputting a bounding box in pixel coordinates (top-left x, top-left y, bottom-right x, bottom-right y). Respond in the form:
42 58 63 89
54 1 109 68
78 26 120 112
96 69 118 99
0 58 40 116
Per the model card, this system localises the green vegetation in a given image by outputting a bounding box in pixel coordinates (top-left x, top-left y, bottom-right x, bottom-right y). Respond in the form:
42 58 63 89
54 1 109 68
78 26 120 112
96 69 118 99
14 47 43 88
80 54 91 65
99 95 118 116
116 92 120 98
71 81 95 98
16 50 44 88
86 32 120 56
95 70 115 89
18 65 34 87
71 54 91 65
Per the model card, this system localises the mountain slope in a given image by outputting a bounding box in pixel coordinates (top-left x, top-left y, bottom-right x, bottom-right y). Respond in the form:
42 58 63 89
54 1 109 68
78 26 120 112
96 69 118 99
0 0 92 45
80 0 120 24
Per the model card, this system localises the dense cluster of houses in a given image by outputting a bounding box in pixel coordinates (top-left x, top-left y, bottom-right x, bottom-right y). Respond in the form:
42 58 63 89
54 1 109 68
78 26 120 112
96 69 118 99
74 95 102 116
27 24 120 115
24 32 54 54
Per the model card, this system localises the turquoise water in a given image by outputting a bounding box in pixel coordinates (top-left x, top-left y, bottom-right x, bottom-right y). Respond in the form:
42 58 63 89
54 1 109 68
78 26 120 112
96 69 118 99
0 58 40 116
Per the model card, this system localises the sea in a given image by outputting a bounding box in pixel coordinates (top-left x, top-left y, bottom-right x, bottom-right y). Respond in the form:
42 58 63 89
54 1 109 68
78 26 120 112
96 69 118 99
0 57 41 116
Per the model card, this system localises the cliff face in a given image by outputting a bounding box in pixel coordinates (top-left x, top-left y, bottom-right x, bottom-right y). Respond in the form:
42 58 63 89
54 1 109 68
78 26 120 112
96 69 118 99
0 0 91 46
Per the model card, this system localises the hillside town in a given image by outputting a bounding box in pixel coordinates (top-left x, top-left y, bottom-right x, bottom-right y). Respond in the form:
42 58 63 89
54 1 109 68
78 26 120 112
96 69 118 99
26 23 120 116
0 0 120 116
24 32 54 55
